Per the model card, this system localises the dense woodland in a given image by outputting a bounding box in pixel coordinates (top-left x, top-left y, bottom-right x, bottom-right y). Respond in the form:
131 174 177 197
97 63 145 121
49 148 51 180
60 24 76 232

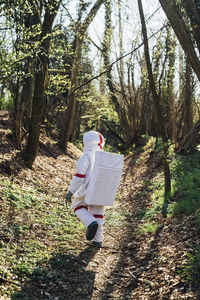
0 2 200 149
1 0 200 188
1 0 200 299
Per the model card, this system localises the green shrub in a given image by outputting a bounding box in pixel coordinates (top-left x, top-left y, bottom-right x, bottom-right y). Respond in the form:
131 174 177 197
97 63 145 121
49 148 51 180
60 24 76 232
0 93 13 110
136 219 160 234
181 246 200 287
170 152 200 215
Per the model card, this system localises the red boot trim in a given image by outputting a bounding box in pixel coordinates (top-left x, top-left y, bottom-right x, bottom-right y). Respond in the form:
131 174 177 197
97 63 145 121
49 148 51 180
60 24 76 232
93 214 104 219
74 206 87 213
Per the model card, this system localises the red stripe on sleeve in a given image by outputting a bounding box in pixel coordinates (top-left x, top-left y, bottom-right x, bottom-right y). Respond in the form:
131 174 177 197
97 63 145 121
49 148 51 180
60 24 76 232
75 173 86 178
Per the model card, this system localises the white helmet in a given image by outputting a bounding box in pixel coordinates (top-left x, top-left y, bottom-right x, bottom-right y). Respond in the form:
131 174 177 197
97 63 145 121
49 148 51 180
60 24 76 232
83 131 105 150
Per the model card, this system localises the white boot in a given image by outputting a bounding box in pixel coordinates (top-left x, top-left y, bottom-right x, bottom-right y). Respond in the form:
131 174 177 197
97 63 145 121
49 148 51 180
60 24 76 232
93 218 104 243
75 207 96 228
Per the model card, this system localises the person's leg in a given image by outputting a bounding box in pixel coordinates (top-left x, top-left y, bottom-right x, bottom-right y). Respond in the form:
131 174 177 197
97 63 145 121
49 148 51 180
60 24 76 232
74 205 96 228
89 205 104 244
71 198 98 240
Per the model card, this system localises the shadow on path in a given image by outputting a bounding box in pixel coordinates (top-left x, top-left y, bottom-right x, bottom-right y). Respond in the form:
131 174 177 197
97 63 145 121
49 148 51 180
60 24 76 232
11 246 99 300
94 149 162 299
95 149 199 299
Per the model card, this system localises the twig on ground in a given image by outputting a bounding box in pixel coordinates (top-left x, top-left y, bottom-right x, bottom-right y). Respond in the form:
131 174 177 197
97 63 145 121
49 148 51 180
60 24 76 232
105 231 118 239
112 272 130 278
0 277 23 288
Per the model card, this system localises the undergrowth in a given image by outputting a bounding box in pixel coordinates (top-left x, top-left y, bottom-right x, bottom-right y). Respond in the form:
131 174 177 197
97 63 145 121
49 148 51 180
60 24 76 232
180 246 200 288
0 177 124 299
169 151 200 215
135 141 200 288
1 136 200 296
0 178 83 298
169 150 200 288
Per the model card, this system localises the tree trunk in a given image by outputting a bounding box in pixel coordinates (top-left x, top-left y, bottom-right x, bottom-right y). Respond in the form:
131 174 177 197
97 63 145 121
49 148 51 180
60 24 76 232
102 0 135 147
23 69 45 168
59 35 82 151
15 12 41 149
165 28 176 142
14 76 21 149
23 1 60 168
137 0 171 212
183 57 193 134
117 0 126 95
69 99 83 142
59 0 105 152
159 0 200 82
183 0 200 54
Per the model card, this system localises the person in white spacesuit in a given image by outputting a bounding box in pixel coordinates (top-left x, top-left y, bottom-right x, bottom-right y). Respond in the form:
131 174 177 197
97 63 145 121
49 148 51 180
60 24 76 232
65 131 105 247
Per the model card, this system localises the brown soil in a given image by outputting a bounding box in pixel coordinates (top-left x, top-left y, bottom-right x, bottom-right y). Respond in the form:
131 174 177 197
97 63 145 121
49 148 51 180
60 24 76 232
0 110 200 299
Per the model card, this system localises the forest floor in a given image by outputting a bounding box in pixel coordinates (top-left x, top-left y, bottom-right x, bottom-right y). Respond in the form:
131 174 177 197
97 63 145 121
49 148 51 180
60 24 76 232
0 110 200 300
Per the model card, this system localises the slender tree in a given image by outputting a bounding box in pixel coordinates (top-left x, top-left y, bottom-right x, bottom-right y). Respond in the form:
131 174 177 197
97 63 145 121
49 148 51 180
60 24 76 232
102 0 145 147
137 0 171 215
15 8 41 149
59 0 105 152
23 0 60 168
159 0 200 81
162 27 176 142
159 0 200 152
183 57 193 134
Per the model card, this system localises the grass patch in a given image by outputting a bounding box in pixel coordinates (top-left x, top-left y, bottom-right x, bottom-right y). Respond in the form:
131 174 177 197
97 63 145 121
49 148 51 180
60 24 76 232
133 147 200 286
166 150 200 287
136 219 160 234
139 148 200 218
180 246 200 288
105 201 127 227
135 174 165 234
0 178 84 298
169 151 200 215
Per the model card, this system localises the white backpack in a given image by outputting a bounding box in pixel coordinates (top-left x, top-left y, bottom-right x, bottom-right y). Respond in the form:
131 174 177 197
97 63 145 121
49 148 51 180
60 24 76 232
85 151 124 206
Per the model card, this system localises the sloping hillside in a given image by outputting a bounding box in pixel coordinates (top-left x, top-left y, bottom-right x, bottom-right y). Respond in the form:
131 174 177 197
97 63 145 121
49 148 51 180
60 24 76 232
0 110 200 299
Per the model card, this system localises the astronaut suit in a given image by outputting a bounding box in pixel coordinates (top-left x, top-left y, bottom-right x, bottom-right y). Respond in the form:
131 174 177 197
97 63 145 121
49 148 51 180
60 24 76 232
66 131 105 246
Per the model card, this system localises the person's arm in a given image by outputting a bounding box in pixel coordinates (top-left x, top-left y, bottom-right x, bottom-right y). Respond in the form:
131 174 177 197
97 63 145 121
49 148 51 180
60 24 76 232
65 153 89 202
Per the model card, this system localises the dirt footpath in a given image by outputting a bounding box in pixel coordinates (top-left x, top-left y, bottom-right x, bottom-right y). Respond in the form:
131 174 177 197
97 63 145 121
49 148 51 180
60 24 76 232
76 151 199 300
0 110 199 299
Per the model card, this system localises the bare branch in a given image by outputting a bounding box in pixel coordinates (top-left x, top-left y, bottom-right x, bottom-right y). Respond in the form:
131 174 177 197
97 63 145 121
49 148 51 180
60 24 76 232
56 24 168 114
61 3 74 24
